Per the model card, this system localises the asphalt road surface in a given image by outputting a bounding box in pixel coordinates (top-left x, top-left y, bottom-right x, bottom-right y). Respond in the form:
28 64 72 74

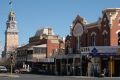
0 74 120 80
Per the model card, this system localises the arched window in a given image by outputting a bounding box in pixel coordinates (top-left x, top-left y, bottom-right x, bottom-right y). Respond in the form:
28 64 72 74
91 32 96 46
102 30 108 46
118 18 120 26
118 32 120 46
103 33 107 46
66 40 71 54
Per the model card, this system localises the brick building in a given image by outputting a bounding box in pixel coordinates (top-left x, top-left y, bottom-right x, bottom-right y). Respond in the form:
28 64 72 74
16 28 64 74
55 8 120 77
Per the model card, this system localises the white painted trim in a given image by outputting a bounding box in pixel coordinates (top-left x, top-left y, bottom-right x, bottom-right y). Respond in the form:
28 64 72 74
102 30 108 35
116 30 120 34
91 32 96 36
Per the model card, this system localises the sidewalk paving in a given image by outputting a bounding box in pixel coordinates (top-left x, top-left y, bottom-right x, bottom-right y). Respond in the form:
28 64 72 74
66 76 120 79
66 76 95 78
0 73 19 78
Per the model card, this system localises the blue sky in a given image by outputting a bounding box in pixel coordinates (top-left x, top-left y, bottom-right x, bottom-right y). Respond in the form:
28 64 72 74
0 0 120 52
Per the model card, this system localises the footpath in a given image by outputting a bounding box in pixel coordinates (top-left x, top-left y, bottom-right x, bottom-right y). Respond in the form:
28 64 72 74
68 76 120 79
0 73 19 78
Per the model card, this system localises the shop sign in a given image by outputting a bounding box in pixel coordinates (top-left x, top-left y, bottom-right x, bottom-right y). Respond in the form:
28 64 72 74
81 46 118 55
91 47 98 56
38 58 54 62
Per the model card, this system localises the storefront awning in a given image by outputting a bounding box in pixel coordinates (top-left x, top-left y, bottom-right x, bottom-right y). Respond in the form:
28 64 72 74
33 44 47 48
32 58 54 63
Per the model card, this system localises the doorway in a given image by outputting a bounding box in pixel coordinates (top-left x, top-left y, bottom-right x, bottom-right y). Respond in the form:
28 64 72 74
114 60 120 77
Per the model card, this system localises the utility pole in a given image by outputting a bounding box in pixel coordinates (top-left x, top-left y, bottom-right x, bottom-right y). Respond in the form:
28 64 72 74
10 53 13 75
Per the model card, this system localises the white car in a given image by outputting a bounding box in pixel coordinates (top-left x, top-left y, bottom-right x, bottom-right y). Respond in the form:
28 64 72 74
0 66 8 73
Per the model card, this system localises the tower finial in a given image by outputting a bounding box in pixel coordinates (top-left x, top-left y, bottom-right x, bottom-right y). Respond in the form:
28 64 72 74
9 0 13 11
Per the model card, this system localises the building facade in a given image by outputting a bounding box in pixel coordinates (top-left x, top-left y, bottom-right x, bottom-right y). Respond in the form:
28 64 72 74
16 28 64 74
54 8 120 77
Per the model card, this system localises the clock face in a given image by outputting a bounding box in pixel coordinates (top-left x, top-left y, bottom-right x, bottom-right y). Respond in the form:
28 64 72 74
73 23 83 37
11 24 15 29
10 22 16 29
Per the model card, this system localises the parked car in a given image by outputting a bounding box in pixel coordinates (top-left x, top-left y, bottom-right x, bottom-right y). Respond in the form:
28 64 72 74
0 66 8 73
31 67 47 74
14 68 31 74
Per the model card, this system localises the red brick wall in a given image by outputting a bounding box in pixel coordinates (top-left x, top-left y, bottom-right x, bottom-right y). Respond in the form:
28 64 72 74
100 13 110 46
47 39 60 57
66 9 120 53
110 11 120 46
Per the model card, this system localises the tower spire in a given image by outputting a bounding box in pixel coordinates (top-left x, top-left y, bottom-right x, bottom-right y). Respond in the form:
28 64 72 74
8 0 15 22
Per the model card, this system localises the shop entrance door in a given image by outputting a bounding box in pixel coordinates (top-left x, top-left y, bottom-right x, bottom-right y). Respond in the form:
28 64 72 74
101 58 109 76
114 60 120 77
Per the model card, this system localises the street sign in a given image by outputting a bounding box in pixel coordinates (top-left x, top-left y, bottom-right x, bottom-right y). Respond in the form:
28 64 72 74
91 47 98 56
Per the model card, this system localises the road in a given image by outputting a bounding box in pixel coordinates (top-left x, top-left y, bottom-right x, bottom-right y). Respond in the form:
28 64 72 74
0 74 120 80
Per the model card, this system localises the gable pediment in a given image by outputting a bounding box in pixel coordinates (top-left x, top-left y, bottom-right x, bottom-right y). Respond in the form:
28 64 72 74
73 15 84 25
71 15 88 36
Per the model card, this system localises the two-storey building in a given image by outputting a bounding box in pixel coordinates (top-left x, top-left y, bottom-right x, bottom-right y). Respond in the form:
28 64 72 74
54 8 120 77
16 28 64 74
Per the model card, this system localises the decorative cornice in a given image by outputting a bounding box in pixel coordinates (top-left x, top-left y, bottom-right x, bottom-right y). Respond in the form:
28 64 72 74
102 8 119 28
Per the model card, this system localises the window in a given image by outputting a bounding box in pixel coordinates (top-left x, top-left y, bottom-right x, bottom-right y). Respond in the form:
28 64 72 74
34 47 46 54
118 18 120 26
104 24 106 27
119 19 120 23
118 32 120 46
91 35 96 46
102 30 108 46
41 48 46 54
90 32 96 46
104 18 106 21
103 33 107 46
9 17 11 21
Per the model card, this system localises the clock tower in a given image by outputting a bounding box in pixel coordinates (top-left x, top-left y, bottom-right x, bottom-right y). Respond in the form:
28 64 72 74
3 10 19 58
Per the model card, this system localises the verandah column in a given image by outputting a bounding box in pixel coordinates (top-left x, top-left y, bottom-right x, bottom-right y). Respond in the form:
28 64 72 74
66 58 69 75
72 58 75 75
